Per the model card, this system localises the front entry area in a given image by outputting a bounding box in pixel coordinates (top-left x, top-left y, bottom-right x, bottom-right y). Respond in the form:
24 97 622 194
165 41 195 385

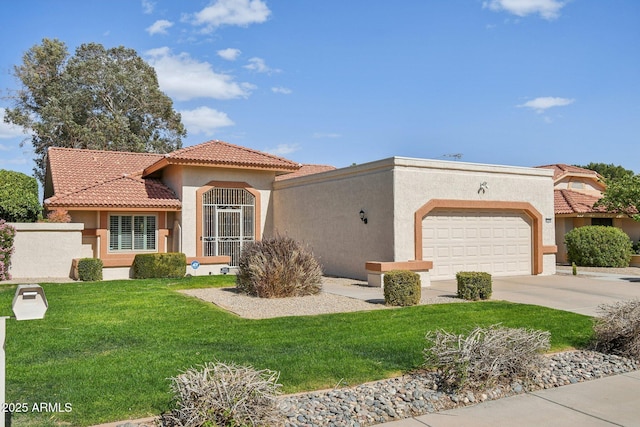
201 187 255 266
422 209 532 281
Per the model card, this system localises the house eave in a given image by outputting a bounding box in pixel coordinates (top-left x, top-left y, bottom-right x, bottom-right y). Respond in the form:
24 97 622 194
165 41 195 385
142 158 300 177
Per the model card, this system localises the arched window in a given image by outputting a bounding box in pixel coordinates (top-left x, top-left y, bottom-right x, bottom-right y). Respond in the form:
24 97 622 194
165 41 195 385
202 187 255 266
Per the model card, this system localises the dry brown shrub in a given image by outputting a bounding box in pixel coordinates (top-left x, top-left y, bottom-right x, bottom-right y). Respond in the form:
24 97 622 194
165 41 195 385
593 299 640 360
46 208 71 223
236 235 322 298
162 361 283 427
423 325 550 389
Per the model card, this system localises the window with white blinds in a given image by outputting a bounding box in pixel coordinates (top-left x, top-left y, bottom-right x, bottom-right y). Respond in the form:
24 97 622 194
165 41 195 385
109 215 157 251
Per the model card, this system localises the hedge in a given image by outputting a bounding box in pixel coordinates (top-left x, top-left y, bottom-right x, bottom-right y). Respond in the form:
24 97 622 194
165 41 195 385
132 253 186 279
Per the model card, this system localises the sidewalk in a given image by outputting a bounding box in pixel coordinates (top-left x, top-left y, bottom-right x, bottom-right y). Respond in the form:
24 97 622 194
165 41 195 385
375 370 640 427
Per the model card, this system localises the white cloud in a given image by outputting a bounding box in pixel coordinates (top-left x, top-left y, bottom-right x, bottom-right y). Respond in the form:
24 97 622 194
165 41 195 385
313 132 342 139
217 48 242 61
0 157 27 166
271 86 292 95
190 0 271 32
180 106 234 134
146 20 174 35
483 0 566 20
244 57 280 74
264 143 300 156
142 0 155 14
146 47 255 101
0 109 25 139
518 96 575 113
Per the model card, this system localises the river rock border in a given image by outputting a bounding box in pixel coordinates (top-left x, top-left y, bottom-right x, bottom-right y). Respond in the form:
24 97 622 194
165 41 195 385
279 350 639 427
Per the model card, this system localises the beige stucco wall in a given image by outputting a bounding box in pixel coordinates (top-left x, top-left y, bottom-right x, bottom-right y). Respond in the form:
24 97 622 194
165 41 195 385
392 158 556 265
273 157 556 280
272 162 396 280
555 176 604 195
174 166 276 258
9 222 85 279
615 217 640 243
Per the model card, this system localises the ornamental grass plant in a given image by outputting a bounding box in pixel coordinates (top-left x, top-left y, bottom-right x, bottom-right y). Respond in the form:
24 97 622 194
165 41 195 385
236 235 322 298
423 325 551 389
164 361 282 427
593 299 640 360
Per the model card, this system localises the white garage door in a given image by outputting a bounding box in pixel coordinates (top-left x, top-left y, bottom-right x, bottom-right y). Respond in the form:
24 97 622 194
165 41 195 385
422 209 532 281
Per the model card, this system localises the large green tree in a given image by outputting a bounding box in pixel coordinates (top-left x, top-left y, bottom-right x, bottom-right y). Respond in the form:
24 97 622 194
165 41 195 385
576 162 635 181
4 38 186 183
595 174 640 221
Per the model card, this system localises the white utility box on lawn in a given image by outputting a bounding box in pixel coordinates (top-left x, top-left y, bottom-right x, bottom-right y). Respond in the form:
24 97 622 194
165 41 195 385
12 285 48 321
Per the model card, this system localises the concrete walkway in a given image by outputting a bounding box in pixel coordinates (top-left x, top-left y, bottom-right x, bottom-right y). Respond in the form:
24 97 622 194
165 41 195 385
323 271 640 427
375 370 640 427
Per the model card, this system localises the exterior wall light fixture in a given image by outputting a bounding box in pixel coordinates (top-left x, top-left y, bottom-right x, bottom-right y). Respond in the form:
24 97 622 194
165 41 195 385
359 209 368 224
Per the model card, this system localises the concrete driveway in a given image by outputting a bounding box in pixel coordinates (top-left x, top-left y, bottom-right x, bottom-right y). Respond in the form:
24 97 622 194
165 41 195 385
424 272 640 316
323 270 640 317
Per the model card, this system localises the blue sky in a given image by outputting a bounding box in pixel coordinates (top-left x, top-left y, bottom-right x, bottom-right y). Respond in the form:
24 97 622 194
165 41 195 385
1 0 639 177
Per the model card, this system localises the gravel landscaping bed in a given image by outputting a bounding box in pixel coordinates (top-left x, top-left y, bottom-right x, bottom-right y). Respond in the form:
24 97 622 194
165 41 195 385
279 350 639 427
180 287 390 319
180 277 466 319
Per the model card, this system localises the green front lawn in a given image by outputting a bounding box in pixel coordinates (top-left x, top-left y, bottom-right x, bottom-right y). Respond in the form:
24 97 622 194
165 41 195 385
0 276 593 426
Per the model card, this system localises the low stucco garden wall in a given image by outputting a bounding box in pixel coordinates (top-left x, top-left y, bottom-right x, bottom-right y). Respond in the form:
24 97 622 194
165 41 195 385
9 222 85 280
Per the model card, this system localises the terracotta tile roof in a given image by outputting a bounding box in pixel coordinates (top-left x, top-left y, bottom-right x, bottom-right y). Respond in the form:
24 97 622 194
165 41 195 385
46 147 178 210
536 164 602 181
275 164 337 181
144 140 301 175
47 147 164 195
554 189 607 215
45 174 180 209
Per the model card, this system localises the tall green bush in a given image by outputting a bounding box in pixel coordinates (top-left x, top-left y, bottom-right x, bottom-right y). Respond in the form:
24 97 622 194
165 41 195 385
0 220 16 281
0 170 41 222
132 253 186 279
565 225 632 267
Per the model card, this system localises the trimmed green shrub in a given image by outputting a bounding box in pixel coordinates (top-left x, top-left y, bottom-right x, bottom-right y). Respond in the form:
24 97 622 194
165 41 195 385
383 270 421 306
0 170 41 223
456 271 492 301
565 225 632 267
0 220 16 281
236 235 322 298
132 253 186 279
77 258 103 281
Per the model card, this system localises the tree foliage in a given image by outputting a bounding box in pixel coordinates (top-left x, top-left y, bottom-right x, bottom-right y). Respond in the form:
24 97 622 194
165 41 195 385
0 170 41 222
576 162 635 181
595 175 640 221
3 38 186 183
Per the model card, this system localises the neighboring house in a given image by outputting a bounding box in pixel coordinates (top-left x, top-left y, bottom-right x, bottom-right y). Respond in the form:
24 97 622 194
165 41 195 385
33 139 558 282
535 164 640 263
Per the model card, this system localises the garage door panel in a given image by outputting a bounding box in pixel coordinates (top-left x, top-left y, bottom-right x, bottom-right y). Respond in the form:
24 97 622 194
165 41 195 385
422 209 531 281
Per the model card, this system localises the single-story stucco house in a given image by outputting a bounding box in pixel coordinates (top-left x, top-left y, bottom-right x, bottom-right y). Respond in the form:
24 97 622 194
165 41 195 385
27 139 558 283
535 163 640 263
